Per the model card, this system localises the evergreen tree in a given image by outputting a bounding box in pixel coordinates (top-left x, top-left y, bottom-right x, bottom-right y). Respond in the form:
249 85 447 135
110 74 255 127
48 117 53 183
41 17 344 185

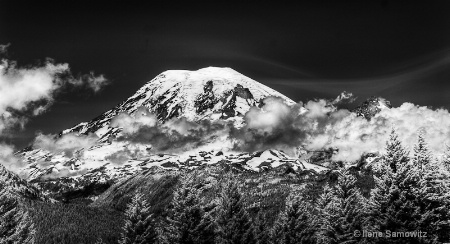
314 183 335 244
215 174 254 244
253 211 270 244
0 185 35 244
368 160 403 244
270 195 315 244
413 130 432 173
368 133 425 243
383 128 409 173
162 173 215 244
443 144 450 172
119 192 157 244
318 168 366 244
413 133 450 242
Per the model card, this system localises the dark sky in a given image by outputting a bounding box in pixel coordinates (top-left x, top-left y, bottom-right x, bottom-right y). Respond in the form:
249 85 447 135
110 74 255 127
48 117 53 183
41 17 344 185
1 0 450 148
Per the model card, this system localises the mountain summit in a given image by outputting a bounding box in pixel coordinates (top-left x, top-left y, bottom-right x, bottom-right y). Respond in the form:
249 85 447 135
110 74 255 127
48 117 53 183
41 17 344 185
63 67 294 141
352 96 392 120
17 67 306 198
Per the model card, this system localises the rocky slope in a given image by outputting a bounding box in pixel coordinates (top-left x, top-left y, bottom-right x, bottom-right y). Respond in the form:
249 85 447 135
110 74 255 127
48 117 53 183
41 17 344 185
0 164 44 200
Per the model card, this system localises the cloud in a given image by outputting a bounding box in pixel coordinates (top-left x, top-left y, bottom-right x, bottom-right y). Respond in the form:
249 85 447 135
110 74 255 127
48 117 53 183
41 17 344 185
32 93 450 167
41 168 89 180
0 43 10 54
243 97 294 133
0 47 109 134
105 143 150 165
71 71 109 93
105 150 131 166
231 97 346 155
107 98 367 158
231 96 450 162
110 107 230 154
0 60 68 116
331 91 357 106
110 107 158 134
0 143 27 177
33 132 99 158
231 97 304 154
304 102 450 162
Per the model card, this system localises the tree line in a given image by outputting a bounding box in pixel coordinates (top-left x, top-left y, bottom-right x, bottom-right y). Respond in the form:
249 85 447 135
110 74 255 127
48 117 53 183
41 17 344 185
2 128 450 243
113 129 450 244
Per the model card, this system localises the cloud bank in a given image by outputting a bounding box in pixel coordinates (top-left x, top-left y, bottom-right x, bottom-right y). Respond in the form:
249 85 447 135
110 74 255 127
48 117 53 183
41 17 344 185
109 95 450 163
110 107 231 154
236 96 450 162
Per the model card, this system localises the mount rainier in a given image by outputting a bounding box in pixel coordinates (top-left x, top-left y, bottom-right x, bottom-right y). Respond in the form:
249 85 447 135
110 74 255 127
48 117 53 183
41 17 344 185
16 67 337 200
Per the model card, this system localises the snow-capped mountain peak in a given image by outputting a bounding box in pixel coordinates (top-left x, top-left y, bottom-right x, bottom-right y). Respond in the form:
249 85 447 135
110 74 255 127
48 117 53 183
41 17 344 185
63 67 295 139
18 67 310 197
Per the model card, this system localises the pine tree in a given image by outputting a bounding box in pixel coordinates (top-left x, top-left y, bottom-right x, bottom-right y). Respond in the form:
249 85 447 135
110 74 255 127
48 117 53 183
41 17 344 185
443 144 450 172
314 183 335 244
318 168 366 244
368 133 426 243
413 133 450 242
162 173 215 244
413 130 432 173
253 211 270 244
119 192 158 244
383 128 409 173
366 159 392 230
215 174 254 244
0 185 35 244
270 195 315 244
368 160 406 244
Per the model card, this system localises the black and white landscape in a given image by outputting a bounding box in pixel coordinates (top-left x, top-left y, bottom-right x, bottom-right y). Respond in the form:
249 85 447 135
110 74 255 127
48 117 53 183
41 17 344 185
1 1 450 244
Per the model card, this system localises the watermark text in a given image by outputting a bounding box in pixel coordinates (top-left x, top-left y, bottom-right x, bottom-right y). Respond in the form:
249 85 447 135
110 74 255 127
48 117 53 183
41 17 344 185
353 230 427 239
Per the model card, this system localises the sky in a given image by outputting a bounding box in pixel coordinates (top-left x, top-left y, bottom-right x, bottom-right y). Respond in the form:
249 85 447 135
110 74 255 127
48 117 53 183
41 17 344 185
1 0 450 149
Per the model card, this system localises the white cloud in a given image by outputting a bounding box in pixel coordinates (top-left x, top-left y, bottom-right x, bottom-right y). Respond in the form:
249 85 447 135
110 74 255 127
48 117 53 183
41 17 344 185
41 168 89 180
331 91 357 105
110 106 158 134
237 96 450 163
33 132 99 158
0 60 68 116
305 102 450 162
110 106 231 154
0 143 27 177
244 96 294 133
71 72 109 93
0 50 109 134
105 143 150 165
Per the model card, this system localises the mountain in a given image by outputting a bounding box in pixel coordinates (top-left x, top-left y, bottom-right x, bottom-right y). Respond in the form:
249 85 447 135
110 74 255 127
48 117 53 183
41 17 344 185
16 67 330 200
352 96 392 120
62 67 295 141
0 164 44 200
